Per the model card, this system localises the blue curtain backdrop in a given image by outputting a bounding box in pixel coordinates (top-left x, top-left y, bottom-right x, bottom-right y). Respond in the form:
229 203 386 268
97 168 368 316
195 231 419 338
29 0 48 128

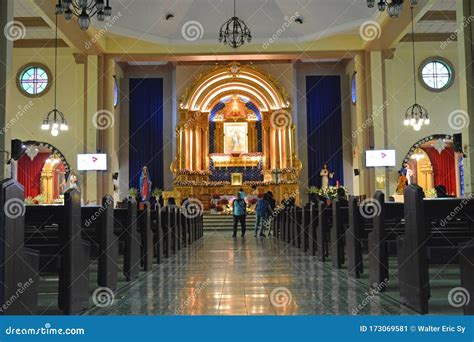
306 75 344 187
129 78 164 190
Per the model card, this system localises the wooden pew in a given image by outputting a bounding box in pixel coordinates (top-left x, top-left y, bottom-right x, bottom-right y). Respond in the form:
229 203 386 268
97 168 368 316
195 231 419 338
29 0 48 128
79 196 119 290
345 196 365 279
307 203 317 256
459 239 474 314
24 189 91 314
122 198 140 281
0 179 39 315
300 204 310 253
398 185 474 314
139 203 153 271
317 201 330 261
368 191 404 287
294 207 303 248
160 205 175 258
152 203 164 264
59 188 90 315
331 199 348 269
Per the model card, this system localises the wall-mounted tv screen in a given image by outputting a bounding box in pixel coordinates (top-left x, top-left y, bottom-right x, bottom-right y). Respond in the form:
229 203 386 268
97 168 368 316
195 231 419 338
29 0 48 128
77 154 107 171
365 150 396 167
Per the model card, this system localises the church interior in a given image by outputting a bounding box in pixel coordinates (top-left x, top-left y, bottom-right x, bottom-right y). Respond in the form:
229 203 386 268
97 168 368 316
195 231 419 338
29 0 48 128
1 0 474 318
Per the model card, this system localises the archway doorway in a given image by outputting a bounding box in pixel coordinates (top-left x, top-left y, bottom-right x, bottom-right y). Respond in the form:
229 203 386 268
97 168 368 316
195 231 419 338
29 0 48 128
402 134 461 197
16 141 71 204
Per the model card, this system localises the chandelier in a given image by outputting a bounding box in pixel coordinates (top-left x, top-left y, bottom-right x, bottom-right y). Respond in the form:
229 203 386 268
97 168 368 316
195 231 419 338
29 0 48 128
410 148 425 162
41 13 68 137
55 0 112 30
366 0 418 18
218 0 252 48
403 6 429 131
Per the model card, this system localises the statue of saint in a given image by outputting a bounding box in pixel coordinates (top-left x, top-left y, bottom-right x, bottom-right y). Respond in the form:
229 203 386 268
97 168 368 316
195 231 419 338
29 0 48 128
320 164 334 189
65 170 80 192
396 170 408 194
140 166 152 202
405 165 413 185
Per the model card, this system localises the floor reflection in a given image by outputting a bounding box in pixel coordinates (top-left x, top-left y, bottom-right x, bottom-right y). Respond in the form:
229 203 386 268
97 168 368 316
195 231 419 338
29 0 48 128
88 231 414 316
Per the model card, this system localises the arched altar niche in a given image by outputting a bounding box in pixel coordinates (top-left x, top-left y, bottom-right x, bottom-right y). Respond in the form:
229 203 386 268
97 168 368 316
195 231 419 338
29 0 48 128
402 134 461 197
17 141 70 204
171 63 302 205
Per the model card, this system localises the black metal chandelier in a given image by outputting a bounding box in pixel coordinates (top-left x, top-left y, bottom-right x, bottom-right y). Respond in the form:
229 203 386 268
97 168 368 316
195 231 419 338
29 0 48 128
218 0 252 48
41 13 68 137
403 6 429 131
55 0 112 30
366 0 418 18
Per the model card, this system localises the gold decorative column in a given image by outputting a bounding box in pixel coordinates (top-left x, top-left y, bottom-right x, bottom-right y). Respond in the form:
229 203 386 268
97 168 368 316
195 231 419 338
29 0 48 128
203 126 209 169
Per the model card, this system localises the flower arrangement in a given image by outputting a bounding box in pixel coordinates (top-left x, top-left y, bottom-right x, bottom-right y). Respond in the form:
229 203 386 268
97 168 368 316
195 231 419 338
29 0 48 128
248 197 258 205
33 194 46 204
212 194 221 199
308 186 348 200
425 188 437 198
209 203 217 209
216 206 224 212
25 197 35 205
129 187 138 198
219 198 229 206
152 188 162 198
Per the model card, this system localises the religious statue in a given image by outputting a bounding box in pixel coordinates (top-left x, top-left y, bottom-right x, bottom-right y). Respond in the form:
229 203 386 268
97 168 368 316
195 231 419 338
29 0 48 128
139 166 152 202
320 164 334 189
65 171 80 192
396 170 408 195
405 165 413 185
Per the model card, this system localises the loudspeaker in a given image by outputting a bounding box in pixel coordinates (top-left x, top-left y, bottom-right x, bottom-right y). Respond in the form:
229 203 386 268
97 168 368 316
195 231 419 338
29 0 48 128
11 139 26 161
354 169 360 176
453 133 463 153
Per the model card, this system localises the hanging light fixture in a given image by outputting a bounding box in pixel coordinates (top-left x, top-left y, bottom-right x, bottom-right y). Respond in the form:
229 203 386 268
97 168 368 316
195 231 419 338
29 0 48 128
55 0 112 30
41 13 68 137
403 6 429 131
367 0 418 18
410 148 425 162
218 0 252 48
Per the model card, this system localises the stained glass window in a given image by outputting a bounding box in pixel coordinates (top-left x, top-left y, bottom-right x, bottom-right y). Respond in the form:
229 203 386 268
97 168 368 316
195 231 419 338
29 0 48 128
419 58 454 92
18 65 50 96
351 72 357 104
114 77 119 108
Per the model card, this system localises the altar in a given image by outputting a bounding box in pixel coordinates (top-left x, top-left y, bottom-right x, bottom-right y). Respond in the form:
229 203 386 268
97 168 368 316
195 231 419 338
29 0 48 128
170 63 302 207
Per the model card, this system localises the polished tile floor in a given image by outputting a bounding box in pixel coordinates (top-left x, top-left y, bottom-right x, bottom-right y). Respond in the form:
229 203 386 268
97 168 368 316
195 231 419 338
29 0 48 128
88 232 415 315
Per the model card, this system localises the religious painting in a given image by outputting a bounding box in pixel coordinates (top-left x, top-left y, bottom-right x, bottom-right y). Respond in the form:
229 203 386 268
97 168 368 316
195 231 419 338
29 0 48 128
231 173 243 186
224 122 248 154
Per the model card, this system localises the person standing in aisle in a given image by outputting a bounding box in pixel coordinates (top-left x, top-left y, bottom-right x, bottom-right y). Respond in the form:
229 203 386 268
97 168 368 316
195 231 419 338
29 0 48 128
232 192 247 237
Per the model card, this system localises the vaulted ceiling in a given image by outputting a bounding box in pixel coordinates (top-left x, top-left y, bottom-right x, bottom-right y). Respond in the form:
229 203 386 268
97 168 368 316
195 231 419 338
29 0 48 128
12 0 459 56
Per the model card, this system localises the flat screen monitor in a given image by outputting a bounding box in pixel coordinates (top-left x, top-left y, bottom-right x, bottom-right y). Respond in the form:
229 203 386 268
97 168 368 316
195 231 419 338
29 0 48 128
365 150 396 167
77 154 107 171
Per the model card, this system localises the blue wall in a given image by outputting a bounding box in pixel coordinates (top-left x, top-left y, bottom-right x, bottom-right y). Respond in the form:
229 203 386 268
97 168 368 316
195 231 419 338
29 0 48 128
306 75 344 187
128 78 164 190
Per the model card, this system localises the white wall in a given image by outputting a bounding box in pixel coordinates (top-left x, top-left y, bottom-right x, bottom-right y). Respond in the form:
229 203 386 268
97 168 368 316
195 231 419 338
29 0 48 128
8 48 85 173
384 42 461 192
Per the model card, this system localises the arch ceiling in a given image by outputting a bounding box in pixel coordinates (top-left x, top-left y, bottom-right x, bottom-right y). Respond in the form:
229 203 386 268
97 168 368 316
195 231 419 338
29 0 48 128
182 64 290 113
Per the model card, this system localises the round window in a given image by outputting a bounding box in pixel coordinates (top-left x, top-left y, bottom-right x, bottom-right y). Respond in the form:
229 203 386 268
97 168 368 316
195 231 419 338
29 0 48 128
17 63 51 97
418 57 454 92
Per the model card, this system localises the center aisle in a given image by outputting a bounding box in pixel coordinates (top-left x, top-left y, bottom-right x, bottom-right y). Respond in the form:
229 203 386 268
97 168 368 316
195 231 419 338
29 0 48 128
89 231 414 316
